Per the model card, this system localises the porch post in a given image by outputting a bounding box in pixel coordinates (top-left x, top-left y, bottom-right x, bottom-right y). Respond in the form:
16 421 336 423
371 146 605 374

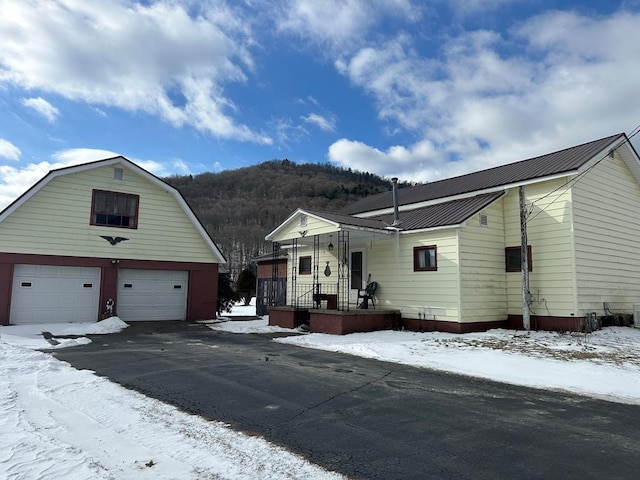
337 230 350 311
291 238 298 308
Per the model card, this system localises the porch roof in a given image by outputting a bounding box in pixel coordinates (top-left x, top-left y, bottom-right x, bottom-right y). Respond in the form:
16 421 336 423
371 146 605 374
267 190 505 243
371 191 505 231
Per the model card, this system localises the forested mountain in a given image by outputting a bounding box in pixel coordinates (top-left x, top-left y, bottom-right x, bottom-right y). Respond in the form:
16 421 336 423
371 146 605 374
164 159 398 279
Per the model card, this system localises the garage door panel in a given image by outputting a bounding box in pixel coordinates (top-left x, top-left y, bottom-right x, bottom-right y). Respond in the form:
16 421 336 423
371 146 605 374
10 265 101 324
117 269 188 321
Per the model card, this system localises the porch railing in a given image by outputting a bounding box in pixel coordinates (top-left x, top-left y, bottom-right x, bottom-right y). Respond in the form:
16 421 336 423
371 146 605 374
294 283 339 309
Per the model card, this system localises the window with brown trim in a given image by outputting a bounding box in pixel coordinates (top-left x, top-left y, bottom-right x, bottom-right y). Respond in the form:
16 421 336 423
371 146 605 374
299 256 312 275
413 245 437 271
505 245 532 272
91 189 139 229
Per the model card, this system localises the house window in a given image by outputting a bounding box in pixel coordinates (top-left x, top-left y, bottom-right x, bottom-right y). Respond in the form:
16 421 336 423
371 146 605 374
299 256 312 275
91 189 139 229
505 245 532 272
413 245 437 271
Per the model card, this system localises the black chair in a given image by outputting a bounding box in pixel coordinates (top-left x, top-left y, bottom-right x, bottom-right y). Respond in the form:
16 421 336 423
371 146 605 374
357 281 378 309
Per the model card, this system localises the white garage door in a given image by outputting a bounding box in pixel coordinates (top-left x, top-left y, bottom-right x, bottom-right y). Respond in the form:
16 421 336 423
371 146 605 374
117 269 188 321
10 265 101 324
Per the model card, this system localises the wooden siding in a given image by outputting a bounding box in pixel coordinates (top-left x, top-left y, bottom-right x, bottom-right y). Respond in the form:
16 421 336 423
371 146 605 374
458 200 507 323
572 152 640 315
366 230 461 322
503 180 577 317
0 165 219 263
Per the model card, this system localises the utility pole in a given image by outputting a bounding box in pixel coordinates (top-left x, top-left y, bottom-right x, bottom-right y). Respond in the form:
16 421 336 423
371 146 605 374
519 186 531 330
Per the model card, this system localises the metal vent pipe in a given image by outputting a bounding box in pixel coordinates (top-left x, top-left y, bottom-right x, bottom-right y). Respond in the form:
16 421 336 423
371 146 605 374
392 177 400 226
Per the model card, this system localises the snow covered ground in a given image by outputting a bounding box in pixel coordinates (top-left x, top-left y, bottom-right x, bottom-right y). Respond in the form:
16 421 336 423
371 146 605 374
2 302 639 479
212 311 640 406
0 315 344 480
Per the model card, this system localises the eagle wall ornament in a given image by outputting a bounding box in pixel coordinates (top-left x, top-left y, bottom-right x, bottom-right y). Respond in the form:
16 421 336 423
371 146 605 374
100 235 129 245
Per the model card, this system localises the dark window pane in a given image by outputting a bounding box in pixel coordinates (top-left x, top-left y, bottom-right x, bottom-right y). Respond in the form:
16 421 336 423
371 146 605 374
351 251 363 289
299 256 312 274
505 246 532 272
92 190 139 229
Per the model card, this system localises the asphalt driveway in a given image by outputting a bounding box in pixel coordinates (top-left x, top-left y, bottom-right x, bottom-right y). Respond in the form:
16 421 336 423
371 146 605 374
53 321 640 480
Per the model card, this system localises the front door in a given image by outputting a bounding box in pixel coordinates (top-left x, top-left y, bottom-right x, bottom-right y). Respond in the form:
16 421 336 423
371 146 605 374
349 249 366 305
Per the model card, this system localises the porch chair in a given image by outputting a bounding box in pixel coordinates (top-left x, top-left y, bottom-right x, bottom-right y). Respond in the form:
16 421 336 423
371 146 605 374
357 281 378 309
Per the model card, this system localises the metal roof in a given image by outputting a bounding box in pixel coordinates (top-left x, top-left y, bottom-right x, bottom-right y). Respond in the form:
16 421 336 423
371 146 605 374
372 191 505 230
305 209 389 230
301 193 503 233
341 133 625 215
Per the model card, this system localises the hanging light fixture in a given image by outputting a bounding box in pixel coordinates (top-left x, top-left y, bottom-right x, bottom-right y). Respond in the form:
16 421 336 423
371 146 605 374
327 234 334 251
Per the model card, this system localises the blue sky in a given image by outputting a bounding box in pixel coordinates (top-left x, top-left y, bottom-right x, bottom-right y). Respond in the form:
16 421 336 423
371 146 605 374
2 0 640 208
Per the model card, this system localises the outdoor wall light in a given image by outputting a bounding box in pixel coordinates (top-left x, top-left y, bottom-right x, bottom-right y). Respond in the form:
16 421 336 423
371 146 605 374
328 234 334 251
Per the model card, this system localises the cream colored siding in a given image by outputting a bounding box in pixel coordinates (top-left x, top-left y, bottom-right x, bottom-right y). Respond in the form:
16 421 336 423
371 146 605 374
285 247 339 304
503 180 577 317
271 215 338 242
572 153 640 314
458 200 507 323
367 230 460 322
0 165 218 263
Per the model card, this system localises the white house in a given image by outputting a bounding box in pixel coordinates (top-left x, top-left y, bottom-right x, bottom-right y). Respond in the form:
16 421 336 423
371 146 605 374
266 133 640 333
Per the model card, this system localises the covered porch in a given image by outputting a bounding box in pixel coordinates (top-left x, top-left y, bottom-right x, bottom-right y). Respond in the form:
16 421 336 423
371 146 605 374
265 209 399 334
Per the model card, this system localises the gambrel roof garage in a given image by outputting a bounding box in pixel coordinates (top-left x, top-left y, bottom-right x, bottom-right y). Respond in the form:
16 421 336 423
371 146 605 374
0 156 225 325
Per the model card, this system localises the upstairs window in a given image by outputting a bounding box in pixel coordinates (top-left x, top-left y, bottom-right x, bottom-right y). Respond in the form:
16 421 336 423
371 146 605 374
91 190 139 229
505 245 532 272
413 245 437 271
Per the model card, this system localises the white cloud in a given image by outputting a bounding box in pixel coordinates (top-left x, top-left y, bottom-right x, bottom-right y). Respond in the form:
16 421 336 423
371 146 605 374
328 138 452 182
329 9 640 181
275 0 421 52
51 148 121 164
0 152 95 210
0 139 21 161
21 97 59 123
301 113 336 132
172 158 191 175
447 0 516 15
0 0 270 144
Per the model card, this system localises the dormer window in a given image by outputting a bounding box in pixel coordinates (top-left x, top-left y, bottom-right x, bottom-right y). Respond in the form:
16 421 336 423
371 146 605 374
91 189 139 229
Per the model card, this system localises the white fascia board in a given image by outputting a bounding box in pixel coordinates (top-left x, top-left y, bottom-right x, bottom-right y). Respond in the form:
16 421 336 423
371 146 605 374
342 224 394 235
353 172 577 218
